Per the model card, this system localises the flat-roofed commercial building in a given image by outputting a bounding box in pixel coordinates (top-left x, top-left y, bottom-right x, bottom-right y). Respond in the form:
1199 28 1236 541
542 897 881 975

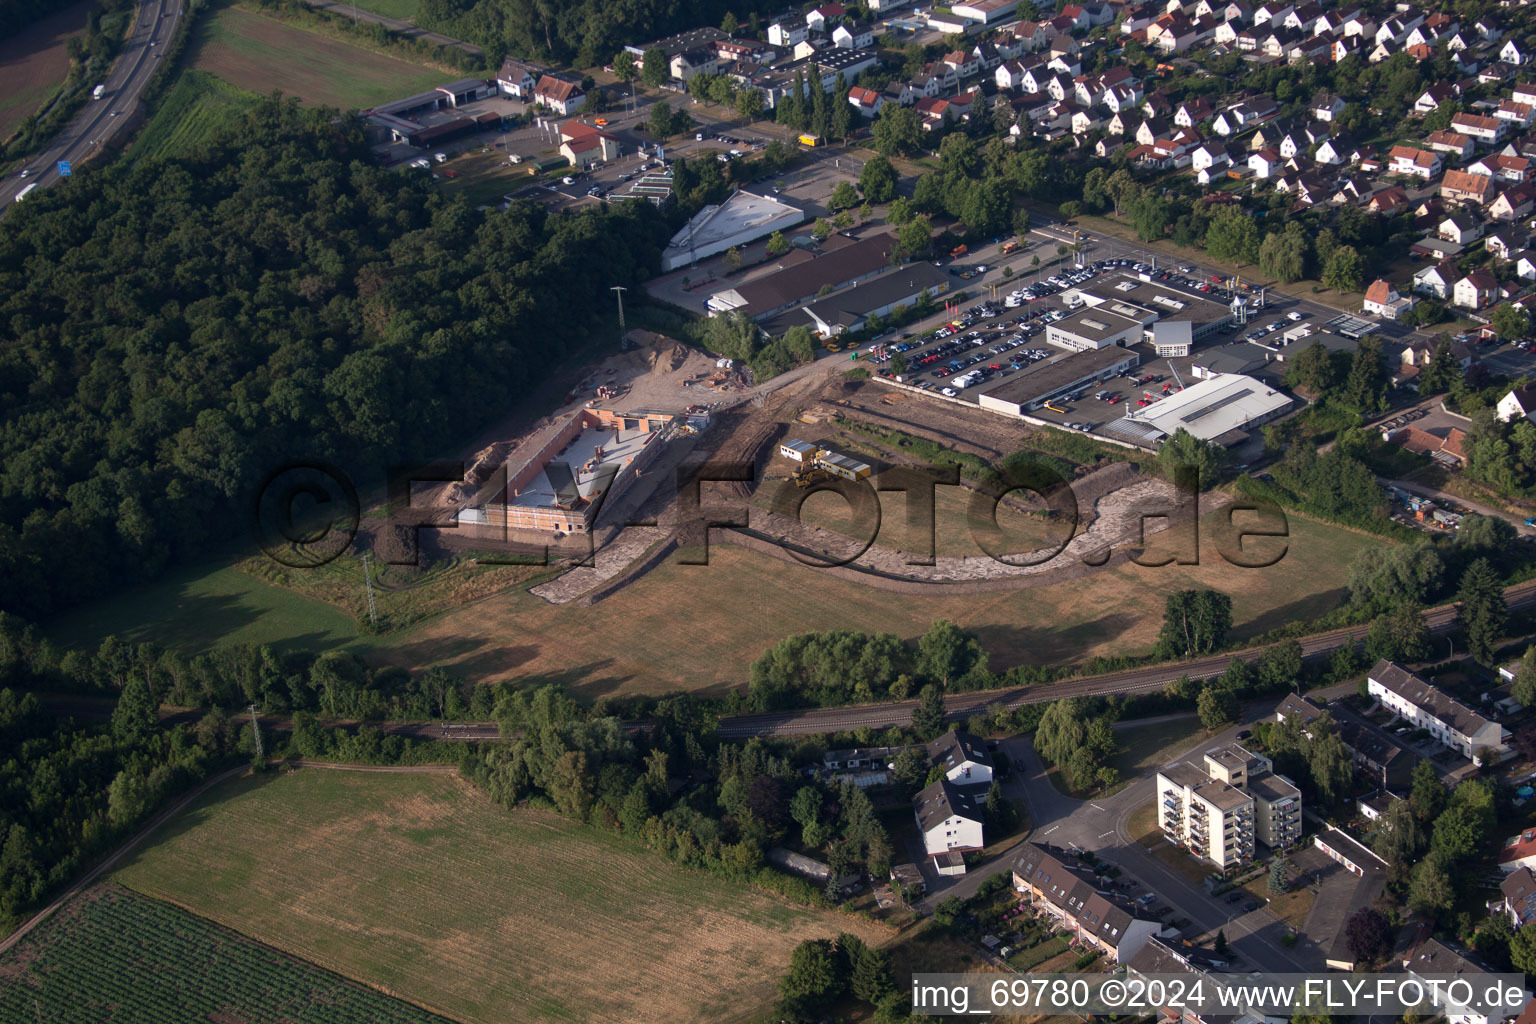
1081 274 1234 342
1105 372 1292 448
705 233 897 318
1045 306 1146 352
976 347 1140 415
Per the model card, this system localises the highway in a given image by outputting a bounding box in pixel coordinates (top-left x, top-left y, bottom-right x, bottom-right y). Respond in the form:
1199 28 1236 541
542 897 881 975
1 0 180 214
714 577 1536 738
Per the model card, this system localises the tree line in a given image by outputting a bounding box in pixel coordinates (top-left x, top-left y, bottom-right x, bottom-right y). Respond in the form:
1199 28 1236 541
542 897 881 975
0 99 670 621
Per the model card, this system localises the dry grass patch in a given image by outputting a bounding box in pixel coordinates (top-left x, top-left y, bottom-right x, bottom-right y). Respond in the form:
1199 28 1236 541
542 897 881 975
373 513 1378 696
113 768 890 1024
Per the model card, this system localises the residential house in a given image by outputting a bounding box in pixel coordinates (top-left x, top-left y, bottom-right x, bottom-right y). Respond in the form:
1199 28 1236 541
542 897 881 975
1472 153 1532 182
1443 168 1497 205
1312 91 1346 122
1497 385 1536 422
1314 135 1356 166
847 85 884 117
832 21 875 49
1516 82 1536 106
1493 182 1536 221
1425 129 1477 160
942 49 982 79
1488 230 1524 260
926 730 994 787
1453 112 1510 143
1368 659 1510 761
1401 939 1526 1024
1013 20 1051 51
1011 844 1163 963
1174 97 1214 127
533 74 586 115
1441 212 1486 245
1518 252 1536 282
1366 184 1410 212
1498 100 1536 129
1191 141 1231 173
1388 144 1444 178
805 3 846 31
1413 259 1459 299
1449 268 1499 308
558 122 620 166
914 779 984 873
1363 278 1417 319
1148 13 1198 52
496 57 546 98
1500 867 1536 929
996 60 1028 91
1248 148 1282 178
1502 39 1529 66
767 18 808 47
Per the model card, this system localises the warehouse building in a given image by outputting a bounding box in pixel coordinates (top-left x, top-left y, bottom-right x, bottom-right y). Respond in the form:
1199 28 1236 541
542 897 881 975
1103 372 1292 447
705 232 897 318
800 263 949 336
661 190 806 271
977 347 1141 416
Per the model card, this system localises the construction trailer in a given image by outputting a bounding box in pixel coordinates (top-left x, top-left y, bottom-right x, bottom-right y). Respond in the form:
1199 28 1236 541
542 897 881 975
778 440 873 481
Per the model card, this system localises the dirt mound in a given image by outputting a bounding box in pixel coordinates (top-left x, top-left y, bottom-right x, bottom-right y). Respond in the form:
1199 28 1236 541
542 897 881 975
646 342 689 373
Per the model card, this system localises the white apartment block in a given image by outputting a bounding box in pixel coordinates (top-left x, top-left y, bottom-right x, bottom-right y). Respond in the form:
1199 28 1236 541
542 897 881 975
1367 660 1510 763
1157 743 1301 871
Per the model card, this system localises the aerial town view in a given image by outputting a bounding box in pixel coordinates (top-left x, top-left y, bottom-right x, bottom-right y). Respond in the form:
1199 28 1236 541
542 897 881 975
11 0 1536 1020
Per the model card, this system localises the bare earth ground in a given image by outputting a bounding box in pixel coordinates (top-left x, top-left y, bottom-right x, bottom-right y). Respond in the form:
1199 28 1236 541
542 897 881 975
112 768 891 1024
0 1 91 139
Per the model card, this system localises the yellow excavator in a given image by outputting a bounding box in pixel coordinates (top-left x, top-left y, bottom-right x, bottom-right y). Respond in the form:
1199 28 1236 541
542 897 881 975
792 464 829 488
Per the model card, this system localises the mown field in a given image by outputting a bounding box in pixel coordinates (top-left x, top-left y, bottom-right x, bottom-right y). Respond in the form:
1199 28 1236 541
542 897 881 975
0 0 91 139
113 769 891 1024
0 883 450 1023
371 511 1382 697
128 69 260 161
187 5 445 108
45 560 363 655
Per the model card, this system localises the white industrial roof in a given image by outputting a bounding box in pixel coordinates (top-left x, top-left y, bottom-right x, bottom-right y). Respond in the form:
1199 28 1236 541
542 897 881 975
1125 373 1292 443
662 190 804 264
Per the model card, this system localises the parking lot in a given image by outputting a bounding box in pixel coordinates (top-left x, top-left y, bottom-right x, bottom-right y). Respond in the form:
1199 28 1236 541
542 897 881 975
868 256 1256 435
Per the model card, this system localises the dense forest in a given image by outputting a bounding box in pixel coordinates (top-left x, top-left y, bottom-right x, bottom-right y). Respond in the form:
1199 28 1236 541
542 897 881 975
0 99 670 619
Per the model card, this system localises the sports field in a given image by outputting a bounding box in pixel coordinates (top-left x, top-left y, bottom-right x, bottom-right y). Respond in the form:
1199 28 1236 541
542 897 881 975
187 6 446 109
113 769 891 1024
0 1 91 139
128 69 261 160
373 512 1382 697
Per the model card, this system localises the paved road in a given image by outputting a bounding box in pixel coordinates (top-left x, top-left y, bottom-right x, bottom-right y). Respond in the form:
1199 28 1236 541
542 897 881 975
297 0 483 57
0 0 180 214
715 577 1536 737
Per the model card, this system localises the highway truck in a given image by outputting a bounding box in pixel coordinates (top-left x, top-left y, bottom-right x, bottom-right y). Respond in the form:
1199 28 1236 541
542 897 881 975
92 83 105 100
14 183 38 202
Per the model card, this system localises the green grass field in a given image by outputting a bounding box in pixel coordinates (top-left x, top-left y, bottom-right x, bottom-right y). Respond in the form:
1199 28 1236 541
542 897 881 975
188 5 446 109
0 883 450 1022
128 69 260 161
113 768 890 1024
45 560 363 655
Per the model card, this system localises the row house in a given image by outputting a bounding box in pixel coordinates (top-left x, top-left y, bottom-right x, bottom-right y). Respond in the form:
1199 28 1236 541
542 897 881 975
1452 112 1510 144
1011 844 1162 964
1443 168 1497 205
1388 144 1444 179
1368 659 1510 761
